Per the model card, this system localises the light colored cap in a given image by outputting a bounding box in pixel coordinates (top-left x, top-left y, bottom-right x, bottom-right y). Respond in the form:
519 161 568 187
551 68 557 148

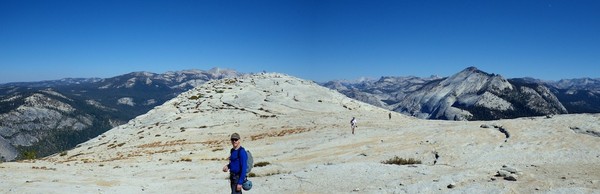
230 133 241 140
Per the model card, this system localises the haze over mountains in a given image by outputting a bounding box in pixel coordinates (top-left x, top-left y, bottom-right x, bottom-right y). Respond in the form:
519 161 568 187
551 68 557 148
1 67 599 162
1 72 598 193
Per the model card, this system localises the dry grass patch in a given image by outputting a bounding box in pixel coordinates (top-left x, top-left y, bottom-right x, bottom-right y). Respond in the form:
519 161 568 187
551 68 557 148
142 149 177 155
224 79 237 84
188 94 202 100
100 155 127 162
137 139 200 148
254 161 270 167
199 157 227 161
31 166 57 171
137 141 161 148
81 158 95 163
252 170 289 177
382 156 422 165
108 142 126 149
98 141 109 146
98 152 145 162
251 127 311 141
67 153 85 160
201 139 228 148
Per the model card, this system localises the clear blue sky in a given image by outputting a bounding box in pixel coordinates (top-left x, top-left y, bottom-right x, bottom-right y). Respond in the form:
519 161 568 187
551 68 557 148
1 0 599 83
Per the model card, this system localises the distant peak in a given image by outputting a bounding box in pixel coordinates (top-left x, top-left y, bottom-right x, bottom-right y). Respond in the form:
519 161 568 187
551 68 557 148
465 66 479 72
458 66 495 77
208 67 222 73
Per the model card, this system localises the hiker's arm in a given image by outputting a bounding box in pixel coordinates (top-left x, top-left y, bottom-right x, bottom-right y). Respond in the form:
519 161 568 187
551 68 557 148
238 150 248 185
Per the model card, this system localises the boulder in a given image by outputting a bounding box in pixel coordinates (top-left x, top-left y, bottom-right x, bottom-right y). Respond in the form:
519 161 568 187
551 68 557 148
504 175 518 181
495 170 511 178
501 166 518 174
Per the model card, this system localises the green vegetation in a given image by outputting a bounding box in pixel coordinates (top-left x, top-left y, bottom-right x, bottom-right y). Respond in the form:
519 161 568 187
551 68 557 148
382 156 422 165
14 117 113 160
0 94 26 114
21 150 37 160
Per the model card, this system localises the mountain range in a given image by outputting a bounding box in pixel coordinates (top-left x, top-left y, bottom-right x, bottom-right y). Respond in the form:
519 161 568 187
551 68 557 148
323 67 600 120
1 66 599 161
0 68 239 161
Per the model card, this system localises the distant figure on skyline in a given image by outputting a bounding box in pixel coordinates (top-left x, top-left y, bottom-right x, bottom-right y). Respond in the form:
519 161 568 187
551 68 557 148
389 112 391 120
350 117 357 134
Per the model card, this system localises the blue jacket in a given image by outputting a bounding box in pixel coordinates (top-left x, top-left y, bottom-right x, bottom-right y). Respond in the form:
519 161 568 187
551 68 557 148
228 147 248 185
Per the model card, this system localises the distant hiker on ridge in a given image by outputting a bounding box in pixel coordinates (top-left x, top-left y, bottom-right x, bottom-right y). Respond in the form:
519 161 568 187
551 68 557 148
389 112 391 120
351 117 357 134
223 133 249 194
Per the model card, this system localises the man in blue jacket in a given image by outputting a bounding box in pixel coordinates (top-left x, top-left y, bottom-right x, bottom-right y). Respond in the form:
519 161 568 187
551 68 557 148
222 133 248 194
